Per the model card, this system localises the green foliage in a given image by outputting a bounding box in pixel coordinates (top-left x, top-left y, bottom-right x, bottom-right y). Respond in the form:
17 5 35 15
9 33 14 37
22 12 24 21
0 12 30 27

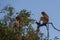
27 24 34 35
2 5 14 16
0 5 36 40
0 26 22 40
17 9 35 26
1 5 15 27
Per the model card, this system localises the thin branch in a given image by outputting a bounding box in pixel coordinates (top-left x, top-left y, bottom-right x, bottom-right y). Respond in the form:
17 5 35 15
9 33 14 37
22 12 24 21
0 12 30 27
46 24 49 40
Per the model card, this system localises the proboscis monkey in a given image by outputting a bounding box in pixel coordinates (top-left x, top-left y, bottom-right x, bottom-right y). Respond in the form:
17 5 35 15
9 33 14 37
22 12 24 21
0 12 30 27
40 11 49 25
36 11 49 31
16 16 24 29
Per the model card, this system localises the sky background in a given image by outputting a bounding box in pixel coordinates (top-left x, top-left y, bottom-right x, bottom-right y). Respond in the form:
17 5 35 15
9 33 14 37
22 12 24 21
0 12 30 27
0 0 60 40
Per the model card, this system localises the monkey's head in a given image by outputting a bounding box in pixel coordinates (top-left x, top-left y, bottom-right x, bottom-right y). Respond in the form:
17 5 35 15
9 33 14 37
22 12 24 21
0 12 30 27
41 11 46 15
41 11 48 17
16 16 20 21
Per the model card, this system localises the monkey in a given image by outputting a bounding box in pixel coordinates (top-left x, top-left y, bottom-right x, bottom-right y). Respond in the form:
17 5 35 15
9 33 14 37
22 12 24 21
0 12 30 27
40 11 49 25
16 16 24 29
36 11 49 31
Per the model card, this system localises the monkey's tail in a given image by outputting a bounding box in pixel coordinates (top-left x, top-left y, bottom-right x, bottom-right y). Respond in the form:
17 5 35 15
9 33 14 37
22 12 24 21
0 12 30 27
48 22 60 31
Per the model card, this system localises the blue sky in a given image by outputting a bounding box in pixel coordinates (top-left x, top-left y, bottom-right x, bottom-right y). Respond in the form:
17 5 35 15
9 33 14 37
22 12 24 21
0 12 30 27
0 0 60 39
